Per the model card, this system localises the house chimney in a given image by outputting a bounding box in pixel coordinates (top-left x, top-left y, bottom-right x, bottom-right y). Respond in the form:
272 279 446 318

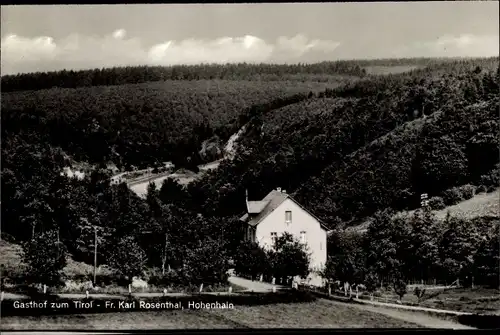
282 190 286 194
245 189 250 213
277 187 281 192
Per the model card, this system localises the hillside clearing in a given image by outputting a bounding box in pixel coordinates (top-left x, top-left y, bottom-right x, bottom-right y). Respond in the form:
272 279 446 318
347 188 499 234
389 189 500 222
432 190 499 220
0 239 114 285
363 65 421 75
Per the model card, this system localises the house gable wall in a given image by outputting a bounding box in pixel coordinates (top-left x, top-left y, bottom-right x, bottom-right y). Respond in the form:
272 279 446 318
254 198 327 271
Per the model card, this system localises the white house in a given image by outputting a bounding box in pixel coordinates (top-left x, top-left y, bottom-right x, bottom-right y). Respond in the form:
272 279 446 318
239 187 330 287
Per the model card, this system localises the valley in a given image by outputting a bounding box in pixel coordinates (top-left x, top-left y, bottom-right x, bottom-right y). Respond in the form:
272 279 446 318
1 58 499 331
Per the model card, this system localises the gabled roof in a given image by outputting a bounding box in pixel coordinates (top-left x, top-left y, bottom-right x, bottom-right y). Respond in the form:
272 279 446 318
247 200 268 214
240 189 331 232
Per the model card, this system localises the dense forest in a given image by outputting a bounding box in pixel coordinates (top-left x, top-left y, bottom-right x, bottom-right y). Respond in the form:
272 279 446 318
1 80 343 169
1 58 499 293
185 59 499 223
0 62 366 92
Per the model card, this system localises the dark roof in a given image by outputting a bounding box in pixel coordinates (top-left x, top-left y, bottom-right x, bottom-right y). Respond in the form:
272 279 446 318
247 200 268 214
240 189 330 231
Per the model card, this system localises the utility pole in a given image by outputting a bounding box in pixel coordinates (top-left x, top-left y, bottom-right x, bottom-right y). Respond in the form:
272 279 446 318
162 232 168 275
57 229 60 260
94 226 97 286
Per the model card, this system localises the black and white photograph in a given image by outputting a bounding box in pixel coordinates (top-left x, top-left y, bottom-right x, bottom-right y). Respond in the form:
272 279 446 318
1 1 499 331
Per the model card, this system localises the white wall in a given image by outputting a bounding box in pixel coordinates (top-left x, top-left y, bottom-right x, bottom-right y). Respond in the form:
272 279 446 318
255 198 327 272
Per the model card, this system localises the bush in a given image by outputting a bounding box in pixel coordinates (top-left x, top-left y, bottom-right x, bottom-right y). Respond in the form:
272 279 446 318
267 232 310 283
393 279 408 301
476 185 488 194
428 196 446 210
107 236 148 284
61 280 94 293
181 238 231 286
479 166 500 189
233 241 270 280
441 187 464 206
22 230 67 288
95 273 128 287
364 272 379 300
413 286 426 303
0 232 16 243
457 184 476 200
486 185 497 193
146 268 184 287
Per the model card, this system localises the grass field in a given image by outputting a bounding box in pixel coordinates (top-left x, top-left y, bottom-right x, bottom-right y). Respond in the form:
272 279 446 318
433 189 500 220
0 239 245 295
363 65 421 75
349 188 500 234
1 299 423 330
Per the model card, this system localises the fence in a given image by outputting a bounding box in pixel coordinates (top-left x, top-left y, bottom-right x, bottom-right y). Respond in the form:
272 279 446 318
407 278 449 287
374 276 452 288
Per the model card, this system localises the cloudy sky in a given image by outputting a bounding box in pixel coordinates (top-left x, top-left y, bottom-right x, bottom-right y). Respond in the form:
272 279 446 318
1 2 499 75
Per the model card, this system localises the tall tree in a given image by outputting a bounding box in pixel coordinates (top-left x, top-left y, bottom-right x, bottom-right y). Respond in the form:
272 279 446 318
233 241 270 281
107 236 148 283
438 215 483 285
406 208 440 282
22 230 67 288
473 224 500 288
268 232 310 284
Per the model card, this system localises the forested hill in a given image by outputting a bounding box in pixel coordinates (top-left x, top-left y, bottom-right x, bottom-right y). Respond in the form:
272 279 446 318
185 59 500 224
1 80 341 171
0 62 366 92
2 57 486 93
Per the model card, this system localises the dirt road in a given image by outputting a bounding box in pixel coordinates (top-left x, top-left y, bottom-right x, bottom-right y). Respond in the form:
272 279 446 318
322 299 474 329
228 276 285 292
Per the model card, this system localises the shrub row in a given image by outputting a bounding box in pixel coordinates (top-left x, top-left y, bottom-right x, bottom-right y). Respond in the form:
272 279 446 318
428 177 498 211
440 184 476 207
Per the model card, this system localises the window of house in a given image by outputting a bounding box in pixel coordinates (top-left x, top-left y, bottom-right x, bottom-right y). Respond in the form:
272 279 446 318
247 227 255 242
271 232 277 245
285 211 292 224
300 231 307 244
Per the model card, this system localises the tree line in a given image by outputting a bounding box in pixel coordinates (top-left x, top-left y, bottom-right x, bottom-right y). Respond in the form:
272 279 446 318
1 62 366 92
321 207 499 297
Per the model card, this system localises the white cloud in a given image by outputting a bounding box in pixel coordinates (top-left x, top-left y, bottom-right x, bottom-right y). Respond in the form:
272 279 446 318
112 29 127 40
1 30 341 74
148 35 275 65
3 31 496 75
393 34 499 58
2 34 58 62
